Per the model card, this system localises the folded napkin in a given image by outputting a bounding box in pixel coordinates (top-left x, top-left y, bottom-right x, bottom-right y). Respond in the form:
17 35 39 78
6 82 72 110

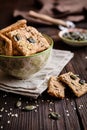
13 0 87 24
0 49 74 98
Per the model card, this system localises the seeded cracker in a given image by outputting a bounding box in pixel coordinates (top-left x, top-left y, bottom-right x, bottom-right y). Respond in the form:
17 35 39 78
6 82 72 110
0 19 27 35
59 72 87 97
0 33 12 56
6 26 50 56
47 76 65 98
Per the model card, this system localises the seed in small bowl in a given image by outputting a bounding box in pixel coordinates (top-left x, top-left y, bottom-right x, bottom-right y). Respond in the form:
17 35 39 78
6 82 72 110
59 28 87 47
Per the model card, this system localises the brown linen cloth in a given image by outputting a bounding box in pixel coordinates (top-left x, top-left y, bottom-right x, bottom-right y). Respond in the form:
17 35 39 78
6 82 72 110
13 0 87 25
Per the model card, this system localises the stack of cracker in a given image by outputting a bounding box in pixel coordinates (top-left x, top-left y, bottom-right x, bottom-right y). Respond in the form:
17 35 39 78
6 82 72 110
0 19 50 56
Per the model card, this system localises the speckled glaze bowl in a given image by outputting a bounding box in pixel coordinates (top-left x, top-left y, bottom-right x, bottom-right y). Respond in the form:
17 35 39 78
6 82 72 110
0 34 53 79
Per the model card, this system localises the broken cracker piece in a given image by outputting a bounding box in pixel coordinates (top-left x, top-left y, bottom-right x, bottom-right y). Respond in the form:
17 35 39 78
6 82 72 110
47 76 65 99
0 33 12 56
59 72 87 97
0 19 27 35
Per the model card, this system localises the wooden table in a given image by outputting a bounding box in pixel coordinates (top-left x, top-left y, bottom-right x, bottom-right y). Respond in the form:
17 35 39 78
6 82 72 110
0 1 87 130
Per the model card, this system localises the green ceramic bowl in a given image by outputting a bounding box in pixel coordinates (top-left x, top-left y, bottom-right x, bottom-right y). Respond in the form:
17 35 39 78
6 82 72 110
0 34 53 79
59 28 87 47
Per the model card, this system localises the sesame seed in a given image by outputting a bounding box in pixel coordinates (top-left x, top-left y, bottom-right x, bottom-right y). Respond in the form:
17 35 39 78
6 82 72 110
74 107 76 110
0 126 3 129
7 120 10 124
66 98 69 101
47 100 50 102
66 113 70 116
15 114 18 117
85 56 87 59
26 101 29 104
3 94 7 98
11 114 15 117
9 112 12 115
35 100 37 103
66 110 69 113
34 109 37 112
71 102 74 106
79 104 83 109
0 115 2 118
5 102 7 105
49 108 52 111
8 113 10 116
49 102 54 104
19 97 21 100
41 100 44 102
10 108 13 111
0 107 4 112
5 110 8 113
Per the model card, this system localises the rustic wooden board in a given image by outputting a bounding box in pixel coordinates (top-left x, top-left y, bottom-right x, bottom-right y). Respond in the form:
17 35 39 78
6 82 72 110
0 0 87 130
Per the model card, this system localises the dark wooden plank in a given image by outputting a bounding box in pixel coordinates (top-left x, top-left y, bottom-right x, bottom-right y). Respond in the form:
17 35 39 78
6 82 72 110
75 95 87 130
0 0 87 130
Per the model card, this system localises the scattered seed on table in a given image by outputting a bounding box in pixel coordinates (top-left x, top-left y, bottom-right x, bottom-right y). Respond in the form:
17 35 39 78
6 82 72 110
0 126 3 129
3 94 7 98
85 56 87 59
23 105 37 111
48 112 61 120
73 107 76 110
5 102 7 105
10 108 13 111
66 113 70 116
0 115 2 118
7 120 10 124
49 108 52 112
5 110 8 113
16 100 22 108
79 105 83 109
0 107 4 112
15 114 18 117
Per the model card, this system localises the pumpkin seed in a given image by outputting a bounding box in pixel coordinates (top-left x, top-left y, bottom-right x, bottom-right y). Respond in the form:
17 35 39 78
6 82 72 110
27 37 35 43
70 75 77 80
63 31 87 41
79 79 85 85
23 105 36 111
48 112 60 120
13 34 20 41
16 101 22 108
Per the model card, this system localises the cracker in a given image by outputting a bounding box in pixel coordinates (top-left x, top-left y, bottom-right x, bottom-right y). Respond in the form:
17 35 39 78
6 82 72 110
0 33 12 56
59 72 87 97
0 19 27 35
47 76 65 98
6 26 50 56
13 49 22 56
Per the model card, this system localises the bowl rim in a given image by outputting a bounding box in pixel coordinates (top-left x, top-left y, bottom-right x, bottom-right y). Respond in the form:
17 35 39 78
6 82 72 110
0 34 53 58
59 28 87 46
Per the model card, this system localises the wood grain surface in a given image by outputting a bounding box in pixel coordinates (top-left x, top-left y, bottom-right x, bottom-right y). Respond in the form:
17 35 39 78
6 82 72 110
0 0 87 130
